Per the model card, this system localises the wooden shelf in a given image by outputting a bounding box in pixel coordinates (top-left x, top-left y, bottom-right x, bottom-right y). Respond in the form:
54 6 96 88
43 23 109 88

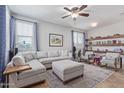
86 50 124 55
88 43 124 46
88 35 124 41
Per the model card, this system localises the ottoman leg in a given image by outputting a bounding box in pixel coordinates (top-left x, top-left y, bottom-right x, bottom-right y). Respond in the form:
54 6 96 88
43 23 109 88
81 74 84 77
63 81 67 85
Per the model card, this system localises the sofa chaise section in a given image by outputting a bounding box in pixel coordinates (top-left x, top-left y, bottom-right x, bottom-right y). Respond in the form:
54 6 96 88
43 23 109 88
17 59 46 80
7 53 46 88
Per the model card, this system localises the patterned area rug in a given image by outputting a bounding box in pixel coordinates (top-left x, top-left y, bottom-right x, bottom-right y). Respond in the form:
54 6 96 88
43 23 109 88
46 63 114 88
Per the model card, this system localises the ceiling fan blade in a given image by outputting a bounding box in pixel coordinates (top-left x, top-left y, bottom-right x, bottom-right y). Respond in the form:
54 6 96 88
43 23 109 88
62 14 71 19
64 7 71 12
79 13 89 17
79 5 87 11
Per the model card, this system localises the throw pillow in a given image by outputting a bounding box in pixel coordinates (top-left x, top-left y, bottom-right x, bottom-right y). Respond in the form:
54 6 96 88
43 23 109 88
12 56 25 66
48 51 59 57
61 50 68 56
23 53 34 62
36 51 48 59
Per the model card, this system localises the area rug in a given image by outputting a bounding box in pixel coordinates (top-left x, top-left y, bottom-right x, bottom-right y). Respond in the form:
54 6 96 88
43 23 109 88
46 63 114 88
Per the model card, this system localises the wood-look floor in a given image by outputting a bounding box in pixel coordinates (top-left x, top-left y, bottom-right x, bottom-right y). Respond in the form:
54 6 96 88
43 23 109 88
29 65 124 88
95 72 124 88
96 64 124 88
27 80 49 88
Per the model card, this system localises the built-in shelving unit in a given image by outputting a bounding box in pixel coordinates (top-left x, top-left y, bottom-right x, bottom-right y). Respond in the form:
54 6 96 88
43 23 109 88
88 34 124 41
86 34 124 52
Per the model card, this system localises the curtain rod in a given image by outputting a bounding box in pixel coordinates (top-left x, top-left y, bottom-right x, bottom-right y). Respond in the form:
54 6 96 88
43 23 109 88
15 17 37 24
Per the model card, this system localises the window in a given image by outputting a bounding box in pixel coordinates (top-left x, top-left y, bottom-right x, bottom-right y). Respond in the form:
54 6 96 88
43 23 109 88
73 31 84 50
15 20 36 51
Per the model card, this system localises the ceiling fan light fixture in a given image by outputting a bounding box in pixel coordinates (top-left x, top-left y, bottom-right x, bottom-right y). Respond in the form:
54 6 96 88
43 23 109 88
62 5 89 24
71 13 78 18
91 22 98 27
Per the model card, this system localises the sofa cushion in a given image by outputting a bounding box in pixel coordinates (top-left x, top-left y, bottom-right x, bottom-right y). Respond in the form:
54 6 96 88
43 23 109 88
60 50 68 57
17 59 46 80
23 53 34 62
48 51 59 57
12 56 25 66
36 51 48 59
39 56 71 64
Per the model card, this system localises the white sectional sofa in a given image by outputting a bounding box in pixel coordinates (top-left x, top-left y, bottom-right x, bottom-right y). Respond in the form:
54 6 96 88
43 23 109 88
7 50 72 87
36 50 72 69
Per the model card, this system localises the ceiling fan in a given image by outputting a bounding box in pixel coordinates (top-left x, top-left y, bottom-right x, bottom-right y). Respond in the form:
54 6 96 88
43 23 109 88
62 5 89 23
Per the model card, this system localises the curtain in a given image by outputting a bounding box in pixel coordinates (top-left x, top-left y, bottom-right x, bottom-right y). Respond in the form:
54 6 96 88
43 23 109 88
72 31 84 50
34 22 39 51
10 16 16 49
83 32 86 55
0 5 6 83
72 31 85 58
72 30 76 59
71 30 74 50
9 16 16 62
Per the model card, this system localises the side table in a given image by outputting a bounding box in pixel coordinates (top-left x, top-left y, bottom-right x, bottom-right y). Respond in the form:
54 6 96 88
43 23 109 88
3 64 32 88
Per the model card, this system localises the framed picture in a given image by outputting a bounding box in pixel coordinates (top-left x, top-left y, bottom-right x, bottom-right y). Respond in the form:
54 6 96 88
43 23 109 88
49 33 63 47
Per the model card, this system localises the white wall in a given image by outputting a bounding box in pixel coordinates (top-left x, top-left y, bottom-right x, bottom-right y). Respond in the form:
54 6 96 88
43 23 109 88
38 21 82 51
11 14 84 51
5 6 10 65
88 21 124 38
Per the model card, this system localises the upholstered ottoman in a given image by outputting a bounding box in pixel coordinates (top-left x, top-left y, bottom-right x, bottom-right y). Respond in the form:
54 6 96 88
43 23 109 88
52 60 84 83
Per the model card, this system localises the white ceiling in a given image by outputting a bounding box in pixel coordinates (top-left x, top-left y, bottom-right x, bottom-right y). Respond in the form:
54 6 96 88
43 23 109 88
8 5 124 31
